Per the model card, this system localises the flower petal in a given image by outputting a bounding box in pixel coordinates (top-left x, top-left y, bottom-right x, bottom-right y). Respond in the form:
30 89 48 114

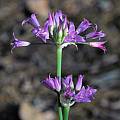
22 14 40 28
76 18 92 34
75 75 83 91
54 77 61 92
86 25 106 40
88 41 107 53
75 35 86 43
73 86 97 103
69 22 75 34
64 87 75 99
32 28 49 42
11 33 30 52
41 75 61 92
63 75 74 89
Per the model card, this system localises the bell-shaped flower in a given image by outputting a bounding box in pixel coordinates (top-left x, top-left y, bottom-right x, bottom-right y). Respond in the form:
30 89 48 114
22 13 49 42
76 18 92 34
41 75 61 92
22 14 40 28
86 25 105 40
11 33 30 52
88 41 107 53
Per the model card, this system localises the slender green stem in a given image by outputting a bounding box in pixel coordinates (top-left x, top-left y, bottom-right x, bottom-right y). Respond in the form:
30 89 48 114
62 106 70 120
56 45 63 120
57 94 63 120
57 45 62 77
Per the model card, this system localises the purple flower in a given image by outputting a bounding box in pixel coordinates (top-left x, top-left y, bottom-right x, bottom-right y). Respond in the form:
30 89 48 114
11 33 30 52
22 14 40 28
75 75 83 91
64 22 85 43
62 75 97 103
62 75 74 89
41 75 61 92
45 10 68 43
74 86 97 103
22 14 49 42
86 25 105 40
88 41 107 53
64 87 75 99
76 18 92 34
41 74 97 106
64 19 106 52
15 10 106 52
32 27 49 42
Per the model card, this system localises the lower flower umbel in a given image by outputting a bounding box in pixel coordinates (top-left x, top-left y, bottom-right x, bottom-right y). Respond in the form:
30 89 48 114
41 74 97 107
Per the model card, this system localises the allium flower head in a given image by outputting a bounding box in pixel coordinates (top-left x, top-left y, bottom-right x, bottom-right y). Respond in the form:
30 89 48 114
11 10 106 52
41 74 97 107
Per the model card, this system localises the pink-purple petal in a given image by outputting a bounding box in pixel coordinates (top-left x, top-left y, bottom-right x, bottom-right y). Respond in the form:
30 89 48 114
76 18 92 34
11 33 30 51
75 75 83 91
69 22 75 34
22 14 40 28
41 75 61 92
63 75 74 89
88 41 107 52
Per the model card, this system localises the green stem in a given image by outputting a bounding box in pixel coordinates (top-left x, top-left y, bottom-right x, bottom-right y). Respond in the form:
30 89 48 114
57 45 62 77
62 106 70 120
56 45 63 120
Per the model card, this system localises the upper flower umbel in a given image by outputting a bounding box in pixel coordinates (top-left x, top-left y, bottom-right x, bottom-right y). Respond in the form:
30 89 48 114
11 10 106 52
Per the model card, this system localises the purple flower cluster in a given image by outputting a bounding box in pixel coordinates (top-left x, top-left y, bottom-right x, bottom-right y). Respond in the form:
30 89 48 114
11 10 106 52
41 74 97 105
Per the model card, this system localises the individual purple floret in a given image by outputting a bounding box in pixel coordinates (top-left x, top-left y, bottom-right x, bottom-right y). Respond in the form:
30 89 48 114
76 18 92 34
62 75 97 104
11 33 30 52
86 25 105 40
22 13 49 42
88 41 107 53
62 75 74 89
22 14 40 28
41 75 61 92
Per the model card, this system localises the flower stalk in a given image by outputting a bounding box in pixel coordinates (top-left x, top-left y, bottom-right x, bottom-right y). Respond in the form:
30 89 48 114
56 45 70 120
62 106 70 120
56 45 63 120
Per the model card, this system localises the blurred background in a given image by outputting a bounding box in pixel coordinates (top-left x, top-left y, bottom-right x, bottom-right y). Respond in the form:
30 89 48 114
0 0 120 120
